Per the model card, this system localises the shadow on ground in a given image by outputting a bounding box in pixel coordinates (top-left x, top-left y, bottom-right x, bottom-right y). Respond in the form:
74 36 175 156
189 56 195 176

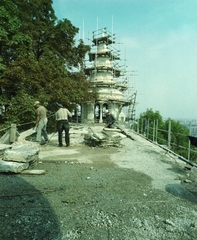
0 174 61 239
165 183 197 204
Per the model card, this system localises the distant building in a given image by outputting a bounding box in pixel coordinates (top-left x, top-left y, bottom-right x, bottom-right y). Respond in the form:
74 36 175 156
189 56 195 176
190 124 197 137
181 119 197 137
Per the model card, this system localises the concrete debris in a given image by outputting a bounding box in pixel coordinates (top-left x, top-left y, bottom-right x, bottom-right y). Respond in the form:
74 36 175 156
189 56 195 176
184 179 192 183
0 142 40 173
0 144 11 156
103 128 122 132
0 160 29 173
69 125 90 145
164 219 175 227
84 127 126 148
20 169 46 175
17 128 36 142
3 145 39 163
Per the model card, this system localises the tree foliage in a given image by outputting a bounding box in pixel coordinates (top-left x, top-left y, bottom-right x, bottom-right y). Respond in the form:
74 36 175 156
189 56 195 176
139 108 163 124
0 0 96 128
138 108 164 142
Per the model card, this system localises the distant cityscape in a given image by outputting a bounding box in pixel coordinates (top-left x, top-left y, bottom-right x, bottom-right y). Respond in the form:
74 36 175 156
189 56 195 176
179 119 197 137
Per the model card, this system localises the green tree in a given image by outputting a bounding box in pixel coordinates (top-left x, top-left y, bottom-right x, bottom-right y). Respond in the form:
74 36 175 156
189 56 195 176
138 108 164 143
0 0 96 128
139 108 163 124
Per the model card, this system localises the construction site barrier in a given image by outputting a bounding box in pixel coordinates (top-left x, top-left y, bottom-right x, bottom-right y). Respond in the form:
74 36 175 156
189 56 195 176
132 118 197 165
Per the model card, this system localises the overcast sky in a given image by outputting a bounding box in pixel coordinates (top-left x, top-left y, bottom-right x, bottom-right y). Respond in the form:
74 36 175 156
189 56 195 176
53 0 197 120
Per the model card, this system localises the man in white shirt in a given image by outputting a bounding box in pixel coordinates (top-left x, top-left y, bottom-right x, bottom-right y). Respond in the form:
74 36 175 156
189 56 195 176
55 103 72 147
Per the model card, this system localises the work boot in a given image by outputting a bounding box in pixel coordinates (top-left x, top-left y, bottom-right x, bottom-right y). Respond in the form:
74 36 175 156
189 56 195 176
40 140 47 145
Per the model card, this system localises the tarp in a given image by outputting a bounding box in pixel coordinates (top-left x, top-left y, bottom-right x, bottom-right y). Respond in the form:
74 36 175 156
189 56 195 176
188 136 197 147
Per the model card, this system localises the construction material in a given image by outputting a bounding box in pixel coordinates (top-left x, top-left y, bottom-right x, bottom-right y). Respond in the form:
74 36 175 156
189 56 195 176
20 169 46 175
17 128 36 142
0 160 29 173
115 125 135 140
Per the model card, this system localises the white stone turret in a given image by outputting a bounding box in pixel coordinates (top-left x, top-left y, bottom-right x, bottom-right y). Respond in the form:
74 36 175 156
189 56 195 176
81 28 132 124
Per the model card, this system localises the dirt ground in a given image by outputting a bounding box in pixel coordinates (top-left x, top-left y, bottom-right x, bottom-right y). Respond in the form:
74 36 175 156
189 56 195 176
0 125 197 240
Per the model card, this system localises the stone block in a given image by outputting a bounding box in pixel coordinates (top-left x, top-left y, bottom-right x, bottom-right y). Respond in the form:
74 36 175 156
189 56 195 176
0 160 29 173
3 145 40 163
0 144 11 156
17 128 36 142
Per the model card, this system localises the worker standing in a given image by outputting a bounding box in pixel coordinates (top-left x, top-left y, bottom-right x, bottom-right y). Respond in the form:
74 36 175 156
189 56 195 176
34 101 48 144
55 103 72 147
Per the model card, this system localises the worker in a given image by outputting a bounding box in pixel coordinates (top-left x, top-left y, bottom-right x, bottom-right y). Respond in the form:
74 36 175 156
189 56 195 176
55 103 72 147
34 101 48 144
105 110 116 128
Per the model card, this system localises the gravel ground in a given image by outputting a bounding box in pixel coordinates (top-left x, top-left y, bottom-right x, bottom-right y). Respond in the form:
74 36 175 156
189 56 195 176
0 125 197 240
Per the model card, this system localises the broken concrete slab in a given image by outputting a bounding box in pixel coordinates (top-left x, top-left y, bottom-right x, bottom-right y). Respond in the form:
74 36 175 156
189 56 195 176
103 128 122 132
17 128 36 142
3 144 40 163
0 160 29 173
0 144 11 156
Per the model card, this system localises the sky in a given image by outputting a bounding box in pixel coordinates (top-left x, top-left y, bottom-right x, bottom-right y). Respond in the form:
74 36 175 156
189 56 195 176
52 0 197 120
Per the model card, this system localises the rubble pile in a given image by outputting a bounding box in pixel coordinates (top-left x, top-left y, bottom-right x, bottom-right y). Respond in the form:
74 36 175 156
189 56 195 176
84 127 126 148
0 144 39 173
69 125 89 145
0 127 40 173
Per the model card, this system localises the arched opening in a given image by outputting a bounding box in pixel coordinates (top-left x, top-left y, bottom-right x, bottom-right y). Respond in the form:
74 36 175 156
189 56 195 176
102 103 108 123
94 104 100 123
72 104 81 123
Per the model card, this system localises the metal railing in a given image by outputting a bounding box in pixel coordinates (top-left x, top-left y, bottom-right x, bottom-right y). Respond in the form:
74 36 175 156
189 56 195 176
133 119 197 165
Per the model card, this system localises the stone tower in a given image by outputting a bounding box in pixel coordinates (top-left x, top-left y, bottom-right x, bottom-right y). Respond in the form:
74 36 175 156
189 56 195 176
81 28 132 124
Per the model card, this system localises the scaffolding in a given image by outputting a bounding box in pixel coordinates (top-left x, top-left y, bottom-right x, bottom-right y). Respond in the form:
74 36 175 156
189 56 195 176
82 27 136 124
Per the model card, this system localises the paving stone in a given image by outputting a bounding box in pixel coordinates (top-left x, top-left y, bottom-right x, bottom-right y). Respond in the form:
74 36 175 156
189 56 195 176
0 160 29 173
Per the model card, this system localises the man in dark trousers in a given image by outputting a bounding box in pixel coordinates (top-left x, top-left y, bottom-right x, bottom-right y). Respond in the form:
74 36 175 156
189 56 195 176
55 103 72 147
105 109 116 128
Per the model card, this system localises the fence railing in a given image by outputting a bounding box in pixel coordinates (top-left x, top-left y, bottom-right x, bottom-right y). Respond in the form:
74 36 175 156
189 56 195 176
132 119 197 164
